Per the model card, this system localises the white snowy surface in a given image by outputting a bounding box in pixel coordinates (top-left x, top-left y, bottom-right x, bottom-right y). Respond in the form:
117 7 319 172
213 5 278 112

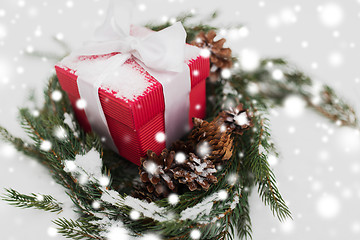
0 0 360 239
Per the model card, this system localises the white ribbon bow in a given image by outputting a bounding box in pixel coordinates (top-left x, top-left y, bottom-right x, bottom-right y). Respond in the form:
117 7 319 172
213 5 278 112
69 0 192 154
73 0 187 73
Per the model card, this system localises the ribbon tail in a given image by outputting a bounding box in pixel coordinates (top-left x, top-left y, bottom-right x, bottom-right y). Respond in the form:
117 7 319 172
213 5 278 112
76 53 132 154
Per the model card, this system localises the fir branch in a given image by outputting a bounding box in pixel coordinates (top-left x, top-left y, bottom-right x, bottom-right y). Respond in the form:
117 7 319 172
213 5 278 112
230 58 359 129
246 115 291 221
0 125 46 161
53 218 103 240
25 36 71 62
2 188 63 213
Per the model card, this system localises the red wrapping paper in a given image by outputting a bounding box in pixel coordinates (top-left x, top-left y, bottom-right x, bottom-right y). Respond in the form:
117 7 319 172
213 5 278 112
55 52 209 165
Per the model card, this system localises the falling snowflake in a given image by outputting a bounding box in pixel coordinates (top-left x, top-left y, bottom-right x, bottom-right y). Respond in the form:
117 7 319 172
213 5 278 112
316 194 340 218
76 99 87 109
221 69 231 79
283 95 306 118
51 90 63 102
239 49 260 71
92 201 101 210
155 132 166 143
168 193 179 205
106 226 129 240
190 229 201 239
218 190 228 201
47 227 57 237
175 152 186 164
130 210 141 220
40 140 52 151
144 161 158 175
272 69 284 80
53 126 67 140
197 141 211 158
319 3 343 27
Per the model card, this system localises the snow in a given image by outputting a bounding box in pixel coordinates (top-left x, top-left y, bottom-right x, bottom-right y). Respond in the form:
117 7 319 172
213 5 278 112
280 219 295 233
92 200 101 209
2 1 360 239
141 233 161 240
175 152 186 163
0 23 7 39
63 113 76 132
63 149 111 188
190 229 201 239
74 149 102 176
47 227 58 237
227 173 238 186
129 210 141 220
196 141 211 158
267 154 278 166
168 193 179 205
60 55 150 101
122 196 170 222
1 143 16 157
138 4 147 11
53 126 67 140
101 189 121 206
316 194 341 218
221 68 231 79
75 98 87 109
180 193 218 221
337 128 360 152
144 161 158 175
218 190 228 200
283 95 306 118
99 175 110 187
234 112 250 126
328 51 343 67
63 160 77 172
238 49 260 71
40 140 52 151
51 90 62 102
272 69 284 80
155 132 166 143
318 3 343 27
106 226 130 240
199 48 211 58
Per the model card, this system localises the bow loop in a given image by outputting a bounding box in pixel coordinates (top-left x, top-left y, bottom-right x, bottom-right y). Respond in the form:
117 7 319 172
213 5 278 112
78 0 187 73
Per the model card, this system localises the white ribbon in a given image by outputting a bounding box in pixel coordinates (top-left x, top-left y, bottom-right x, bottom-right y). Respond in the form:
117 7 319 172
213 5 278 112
68 0 192 152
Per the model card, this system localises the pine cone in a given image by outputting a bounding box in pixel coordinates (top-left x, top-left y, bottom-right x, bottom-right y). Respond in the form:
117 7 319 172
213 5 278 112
191 30 233 69
132 186 159 203
172 153 217 191
188 104 252 165
139 149 177 198
138 149 218 198
219 104 253 135
188 117 234 165
170 140 194 154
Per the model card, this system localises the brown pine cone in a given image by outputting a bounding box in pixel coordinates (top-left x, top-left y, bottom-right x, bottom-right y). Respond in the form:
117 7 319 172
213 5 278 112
171 153 218 191
138 149 218 199
170 140 194 154
219 104 253 135
188 118 234 165
191 30 233 69
139 149 177 198
188 104 252 165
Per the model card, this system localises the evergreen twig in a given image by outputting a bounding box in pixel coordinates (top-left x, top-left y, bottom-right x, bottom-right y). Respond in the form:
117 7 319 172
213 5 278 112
2 188 63 213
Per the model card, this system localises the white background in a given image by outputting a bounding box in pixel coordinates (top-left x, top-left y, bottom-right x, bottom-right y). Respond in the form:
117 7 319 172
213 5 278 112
0 0 360 239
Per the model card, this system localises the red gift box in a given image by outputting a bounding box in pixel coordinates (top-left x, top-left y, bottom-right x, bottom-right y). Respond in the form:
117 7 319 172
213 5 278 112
55 48 209 165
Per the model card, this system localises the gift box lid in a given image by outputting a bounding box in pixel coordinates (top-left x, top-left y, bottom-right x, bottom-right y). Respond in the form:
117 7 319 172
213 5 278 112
55 45 209 131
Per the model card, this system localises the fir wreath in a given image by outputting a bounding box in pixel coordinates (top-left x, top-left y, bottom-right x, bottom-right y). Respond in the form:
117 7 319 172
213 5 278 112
1 13 358 240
